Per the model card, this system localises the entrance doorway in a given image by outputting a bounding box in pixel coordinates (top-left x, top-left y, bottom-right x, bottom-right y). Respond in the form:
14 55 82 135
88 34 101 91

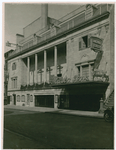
13 94 16 105
7 96 10 104
69 94 102 111
59 95 66 108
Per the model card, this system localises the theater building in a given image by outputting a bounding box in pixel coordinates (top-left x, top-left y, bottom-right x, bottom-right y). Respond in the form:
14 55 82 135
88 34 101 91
5 4 114 111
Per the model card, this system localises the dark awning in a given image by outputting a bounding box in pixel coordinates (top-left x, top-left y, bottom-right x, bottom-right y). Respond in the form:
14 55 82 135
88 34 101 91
52 81 109 94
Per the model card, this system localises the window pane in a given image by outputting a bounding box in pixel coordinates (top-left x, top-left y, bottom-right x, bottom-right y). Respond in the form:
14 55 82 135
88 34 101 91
17 95 20 102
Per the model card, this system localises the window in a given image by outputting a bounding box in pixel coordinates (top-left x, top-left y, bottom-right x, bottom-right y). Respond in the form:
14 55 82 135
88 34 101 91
10 96 12 101
21 95 25 102
79 35 89 50
11 77 17 88
82 65 89 77
77 63 94 80
17 95 20 102
12 63 16 70
30 95 33 102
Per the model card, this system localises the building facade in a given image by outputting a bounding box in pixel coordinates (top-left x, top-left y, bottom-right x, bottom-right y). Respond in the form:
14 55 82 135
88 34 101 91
5 4 114 111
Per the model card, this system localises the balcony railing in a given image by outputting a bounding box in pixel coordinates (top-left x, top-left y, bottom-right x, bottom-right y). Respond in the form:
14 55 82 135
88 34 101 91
20 69 109 90
7 4 110 59
49 69 109 86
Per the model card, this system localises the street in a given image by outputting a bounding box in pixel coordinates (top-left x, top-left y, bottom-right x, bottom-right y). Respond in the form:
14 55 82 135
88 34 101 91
3 108 114 149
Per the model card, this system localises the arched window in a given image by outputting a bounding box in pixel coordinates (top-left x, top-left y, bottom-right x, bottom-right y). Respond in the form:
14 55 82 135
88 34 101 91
17 95 20 102
12 63 16 70
21 95 25 102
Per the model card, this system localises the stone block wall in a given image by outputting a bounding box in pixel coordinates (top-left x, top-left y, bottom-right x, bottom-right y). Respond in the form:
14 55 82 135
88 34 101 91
66 13 113 99
8 58 27 90
21 59 27 86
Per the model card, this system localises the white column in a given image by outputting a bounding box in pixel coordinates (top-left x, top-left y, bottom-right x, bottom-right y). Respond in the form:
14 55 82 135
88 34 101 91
54 46 57 76
54 94 58 109
27 57 30 85
44 50 47 84
35 54 37 83
80 66 82 77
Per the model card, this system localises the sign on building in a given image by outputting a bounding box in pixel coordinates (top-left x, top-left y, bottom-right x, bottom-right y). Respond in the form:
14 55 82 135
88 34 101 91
90 36 103 52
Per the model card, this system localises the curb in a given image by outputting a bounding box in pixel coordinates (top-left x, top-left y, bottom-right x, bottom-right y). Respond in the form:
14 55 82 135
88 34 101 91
45 111 104 119
4 106 104 119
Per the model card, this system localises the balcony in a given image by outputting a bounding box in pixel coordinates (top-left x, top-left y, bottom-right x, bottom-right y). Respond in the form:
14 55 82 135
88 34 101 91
7 4 111 60
50 69 109 86
20 69 109 91
50 69 109 95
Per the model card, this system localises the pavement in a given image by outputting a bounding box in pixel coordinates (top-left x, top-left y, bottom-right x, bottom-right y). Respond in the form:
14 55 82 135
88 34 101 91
4 105 104 118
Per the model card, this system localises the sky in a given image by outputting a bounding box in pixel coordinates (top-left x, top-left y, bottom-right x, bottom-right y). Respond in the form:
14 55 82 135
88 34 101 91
4 3 82 52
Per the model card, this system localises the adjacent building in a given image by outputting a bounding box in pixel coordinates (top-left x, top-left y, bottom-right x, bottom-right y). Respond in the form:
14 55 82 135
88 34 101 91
5 4 114 111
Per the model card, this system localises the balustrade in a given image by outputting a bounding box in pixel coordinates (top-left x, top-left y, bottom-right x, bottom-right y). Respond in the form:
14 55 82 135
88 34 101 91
20 68 109 90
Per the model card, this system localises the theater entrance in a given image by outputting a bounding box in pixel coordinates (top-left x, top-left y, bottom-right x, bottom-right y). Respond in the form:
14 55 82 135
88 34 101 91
69 94 102 111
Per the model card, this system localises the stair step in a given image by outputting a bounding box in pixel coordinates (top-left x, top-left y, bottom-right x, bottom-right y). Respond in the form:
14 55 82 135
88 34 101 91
103 90 114 109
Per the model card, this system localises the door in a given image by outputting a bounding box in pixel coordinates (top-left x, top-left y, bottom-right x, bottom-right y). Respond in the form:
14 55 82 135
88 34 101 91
69 94 101 111
7 96 10 104
13 94 16 105
60 95 66 108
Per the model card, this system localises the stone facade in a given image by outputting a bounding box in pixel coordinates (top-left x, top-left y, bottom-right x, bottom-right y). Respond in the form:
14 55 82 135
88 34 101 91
5 4 114 111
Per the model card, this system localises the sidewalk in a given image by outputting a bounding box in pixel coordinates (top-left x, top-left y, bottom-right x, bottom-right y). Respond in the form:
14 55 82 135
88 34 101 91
4 105 104 118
